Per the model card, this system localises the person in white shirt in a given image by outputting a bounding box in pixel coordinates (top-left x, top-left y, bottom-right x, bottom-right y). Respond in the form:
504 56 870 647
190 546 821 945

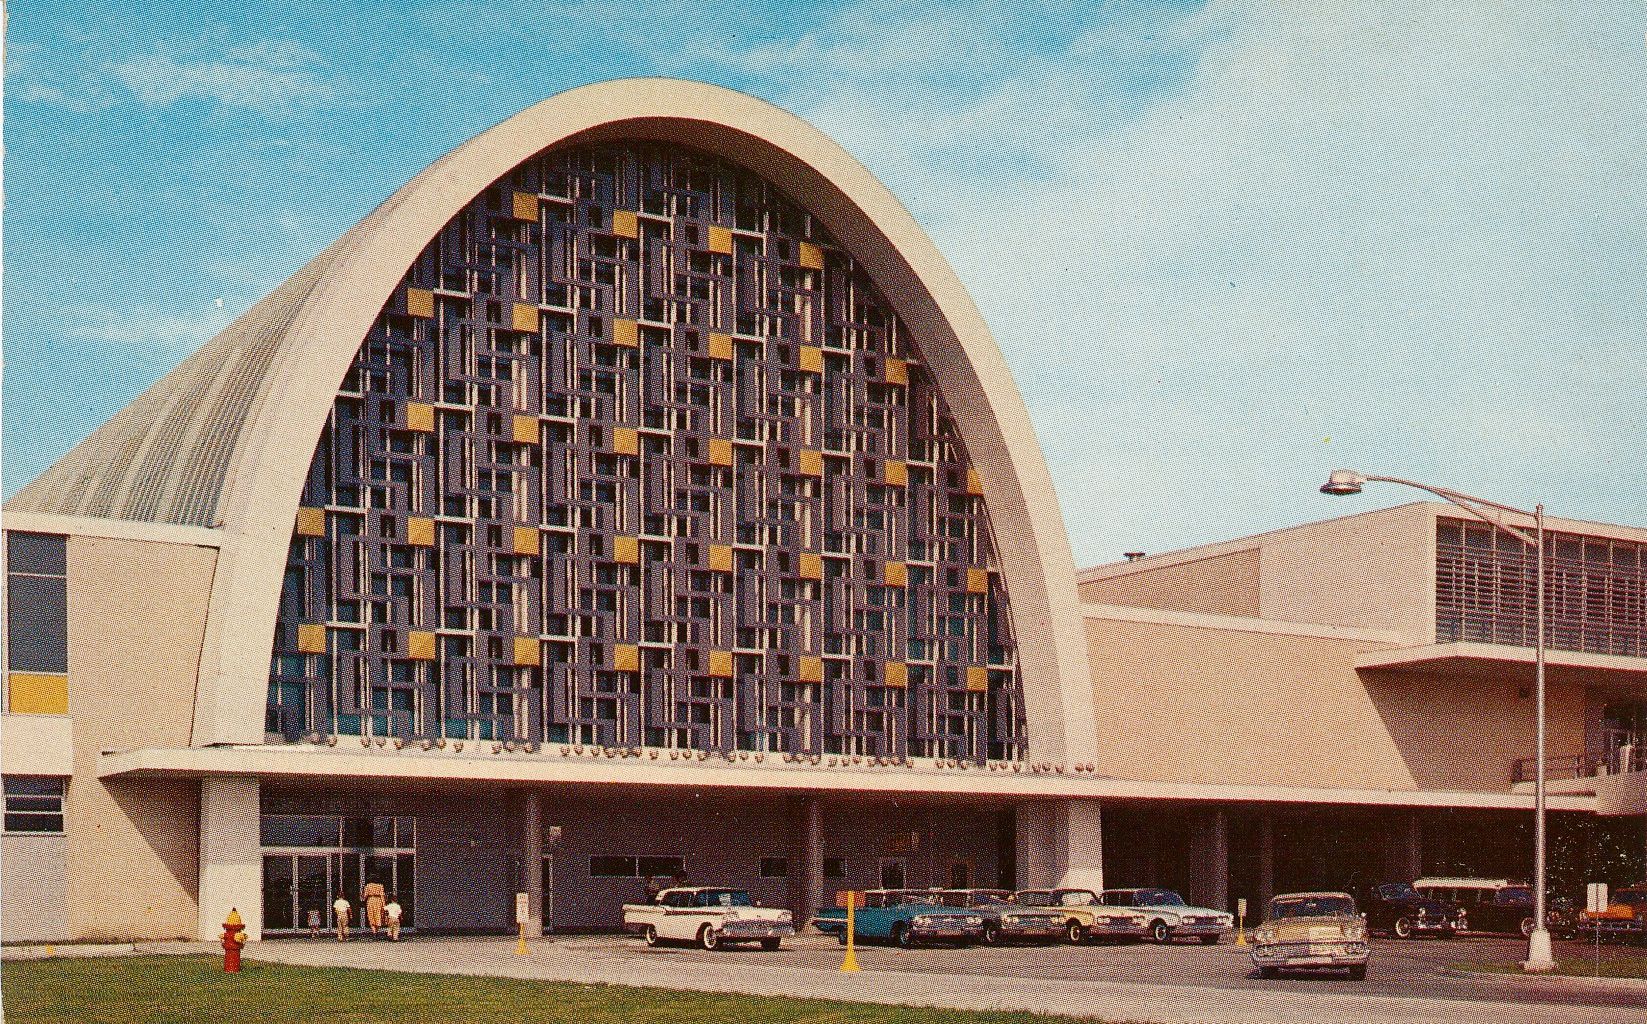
333 896 351 942
385 895 403 942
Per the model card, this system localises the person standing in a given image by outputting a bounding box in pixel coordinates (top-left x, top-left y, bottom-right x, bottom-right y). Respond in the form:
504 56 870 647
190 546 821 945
644 875 664 904
305 907 322 939
384 894 403 942
362 878 387 938
333 895 351 942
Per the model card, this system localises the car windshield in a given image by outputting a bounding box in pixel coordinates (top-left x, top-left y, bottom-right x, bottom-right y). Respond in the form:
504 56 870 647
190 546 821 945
1056 890 1098 906
697 890 753 907
1377 883 1417 900
1498 887 1532 904
1272 895 1356 919
1016 892 1054 907
1136 890 1186 907
971 894 1012 907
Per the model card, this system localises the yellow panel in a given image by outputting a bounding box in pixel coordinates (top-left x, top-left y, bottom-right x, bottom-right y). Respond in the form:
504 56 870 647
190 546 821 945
613 643 640 673
707 226 733 254
612 427 639 456
407 517 436 547
512 190 540 221
514 636 541 667
297 624 328 655
407 631 437 661
798 345 823 373
707 332 734 360
611 210 639 238
512 415 538 445
707 650 735 678
708 544 734 572
512 303 540 333
797 553 823 580
7 673 67 715
797 240 825 270
295 506 327 537
796 449 823 477
967 567 989 593
707 438 733 466
966 469 984 496
966 666 989 692
883 561 907 588
406 287 435 319
611 318 639 348
612 536 639 564
798 656 824 683
883 459 907 487
884 357 908 385
513 526 541 556
404 402 436 433
882 662 907 688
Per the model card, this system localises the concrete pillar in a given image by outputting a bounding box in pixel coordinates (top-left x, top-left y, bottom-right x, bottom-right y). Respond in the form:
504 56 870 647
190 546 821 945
198 776 261 941
796 796 823 926
520 789 543 935
1401 812 1423 881
1205 808 1230 912
1015 799 1103 891
1257 812 1275 912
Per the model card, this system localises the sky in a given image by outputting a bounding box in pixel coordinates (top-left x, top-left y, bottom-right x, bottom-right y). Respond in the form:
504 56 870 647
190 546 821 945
4 0 1644 566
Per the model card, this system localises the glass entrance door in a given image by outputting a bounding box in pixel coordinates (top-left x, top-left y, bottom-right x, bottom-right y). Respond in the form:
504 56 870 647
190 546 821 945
262 853 334 932
263 855 295 931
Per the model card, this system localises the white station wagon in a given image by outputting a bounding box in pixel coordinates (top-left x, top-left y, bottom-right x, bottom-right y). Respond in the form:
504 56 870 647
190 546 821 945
623 886 795 950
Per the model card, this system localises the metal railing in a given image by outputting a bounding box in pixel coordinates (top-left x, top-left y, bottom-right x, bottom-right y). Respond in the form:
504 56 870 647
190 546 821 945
1514 746 1647 784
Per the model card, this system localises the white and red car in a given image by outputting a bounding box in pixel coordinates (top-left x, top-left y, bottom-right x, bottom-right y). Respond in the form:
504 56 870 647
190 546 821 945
623 886 795 950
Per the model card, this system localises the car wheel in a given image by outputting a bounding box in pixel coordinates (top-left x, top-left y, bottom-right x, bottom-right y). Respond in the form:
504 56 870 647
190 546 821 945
760 938 782 951
981 922 1001 946
1520 916 1537 938
1260 967 1279 979
836 929 849 946
699 925 719 950
1150 920 1172 943
1199 935 1219 945
893 923 914 949
1348 965 1367 981
1065 920 1085 945
1394 916 1413 939
642 924 659 947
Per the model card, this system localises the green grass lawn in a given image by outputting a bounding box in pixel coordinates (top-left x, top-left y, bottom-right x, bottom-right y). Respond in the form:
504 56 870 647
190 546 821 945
1 955 1109 1024
1451 953 1647 980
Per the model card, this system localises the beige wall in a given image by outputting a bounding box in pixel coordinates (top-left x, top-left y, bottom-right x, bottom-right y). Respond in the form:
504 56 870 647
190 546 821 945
1078 549 1259 616
65 536 216 941
1086 615 1585 793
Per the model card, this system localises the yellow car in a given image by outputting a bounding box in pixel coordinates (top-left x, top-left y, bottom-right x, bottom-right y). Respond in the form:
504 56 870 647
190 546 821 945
1250 891 1370 980
1013 888 1151 944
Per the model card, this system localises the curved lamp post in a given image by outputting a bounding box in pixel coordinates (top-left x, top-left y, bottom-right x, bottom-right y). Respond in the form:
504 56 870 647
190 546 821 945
1319 470 1555 973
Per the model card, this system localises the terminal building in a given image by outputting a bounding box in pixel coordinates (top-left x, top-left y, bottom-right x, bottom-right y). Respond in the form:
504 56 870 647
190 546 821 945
3 79 1644 943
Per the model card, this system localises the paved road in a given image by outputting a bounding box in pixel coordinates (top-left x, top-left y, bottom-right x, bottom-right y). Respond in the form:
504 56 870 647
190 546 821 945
248 931 1646 1024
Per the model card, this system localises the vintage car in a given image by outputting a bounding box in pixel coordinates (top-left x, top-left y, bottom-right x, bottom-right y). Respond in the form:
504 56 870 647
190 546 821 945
1100 887 1233 944
1250 891 1371 980
1357 882 1463 939
1411 877 1548 937
1014 887 1151 944
622 886 794 950
812 888 986 947
1579 886 1647 942
935 889 1065 945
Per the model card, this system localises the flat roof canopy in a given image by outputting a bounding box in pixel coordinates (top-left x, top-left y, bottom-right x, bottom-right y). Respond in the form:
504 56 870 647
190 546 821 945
1356 643 1647 690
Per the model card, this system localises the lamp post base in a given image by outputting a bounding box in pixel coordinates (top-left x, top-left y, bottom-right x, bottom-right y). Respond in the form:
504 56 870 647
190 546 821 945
1521 928 1556 973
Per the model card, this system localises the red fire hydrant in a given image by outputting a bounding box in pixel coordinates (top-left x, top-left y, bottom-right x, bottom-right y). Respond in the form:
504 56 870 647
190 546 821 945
221 908 247 972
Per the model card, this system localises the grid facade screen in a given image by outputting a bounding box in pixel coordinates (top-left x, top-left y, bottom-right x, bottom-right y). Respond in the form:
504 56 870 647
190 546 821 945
266 141 1026 762
1436 517 1647 657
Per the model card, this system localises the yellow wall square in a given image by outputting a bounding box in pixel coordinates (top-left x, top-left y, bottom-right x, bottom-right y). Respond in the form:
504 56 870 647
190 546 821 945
611 318 639 347
611 210 639 238
407 517 436 547
798 345 823 373
797 553 823 580
613 643 640 672
513 526 541 556
797 240 825 270
512 191 540 220
404 402 435 433
966 666 989 692
707 332 734 360
612 536 639 564
406 288 435 319
708 438 733 466
612 427 639 456
882 662 908 688
7 673 68 715
512 415 538 444
708 544 734 572
297 624 328 654
966 469 984 496
514 636 541 667
407 631 436 661
707 650 735 677
798 656 824 683
884 357 908 385
967 567 989 594
796 449 823 476
707 226 733 254
882 459 907 487
512 303 540 333
883 561 907 587
295 506 327 537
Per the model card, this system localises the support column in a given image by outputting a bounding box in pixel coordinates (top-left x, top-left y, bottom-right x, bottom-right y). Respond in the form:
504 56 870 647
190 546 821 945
198 776 261 941
795 796 823 927
1256 812 1275 913
520 789 543 935
1205 808 1230 912
1401 811 1423 881
1015 799 1103 891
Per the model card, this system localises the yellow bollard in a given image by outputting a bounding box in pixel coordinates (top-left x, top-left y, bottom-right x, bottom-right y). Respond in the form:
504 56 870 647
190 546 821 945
516 920 528 956
841 898 861 972
1235 898 1248 946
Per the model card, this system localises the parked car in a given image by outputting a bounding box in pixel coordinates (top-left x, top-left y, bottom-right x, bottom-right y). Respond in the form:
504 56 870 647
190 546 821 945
1412 877 1546 937
1358 882 1463 939
1014 888 1151 944
1250 891 1371 980
1579 885 1647 943
1101 887 1233 944
813 889 986 948
622 886 794 950
935 889 1064 945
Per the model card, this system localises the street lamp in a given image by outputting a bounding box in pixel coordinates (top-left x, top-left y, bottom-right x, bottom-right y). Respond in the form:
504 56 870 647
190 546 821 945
1319 470 1555 973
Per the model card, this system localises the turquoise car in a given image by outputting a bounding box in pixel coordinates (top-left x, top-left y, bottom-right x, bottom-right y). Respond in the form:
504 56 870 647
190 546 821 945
814 889 987 947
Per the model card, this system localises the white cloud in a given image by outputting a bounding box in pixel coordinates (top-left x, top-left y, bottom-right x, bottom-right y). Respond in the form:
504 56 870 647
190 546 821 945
59 300 248 351
109 40 336 113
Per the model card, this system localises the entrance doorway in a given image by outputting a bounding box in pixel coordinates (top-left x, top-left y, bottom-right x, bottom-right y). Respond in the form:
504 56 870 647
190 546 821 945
262 851 416 933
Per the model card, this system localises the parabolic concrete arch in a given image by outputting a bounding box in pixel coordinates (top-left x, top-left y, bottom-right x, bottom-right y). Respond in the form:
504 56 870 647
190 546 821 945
187 78 1096 764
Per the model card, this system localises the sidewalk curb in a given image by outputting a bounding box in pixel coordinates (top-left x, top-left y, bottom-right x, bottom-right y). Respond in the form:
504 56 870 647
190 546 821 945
1436 965 1647 991
1 941 213 961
